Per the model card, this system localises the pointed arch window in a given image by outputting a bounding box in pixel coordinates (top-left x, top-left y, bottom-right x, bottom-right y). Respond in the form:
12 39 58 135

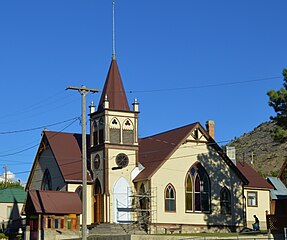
75 186 83 201
185 162 210 213
110 118 120 144
41 169 52 190
165 184 176 212
220 187 231 215
93 117 105 145
123 119 134 144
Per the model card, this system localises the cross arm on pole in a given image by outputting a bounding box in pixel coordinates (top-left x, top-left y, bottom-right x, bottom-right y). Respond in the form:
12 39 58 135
66 85 100 94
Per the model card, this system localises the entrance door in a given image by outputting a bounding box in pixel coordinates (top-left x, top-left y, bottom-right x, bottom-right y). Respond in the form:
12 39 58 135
113 177 132 223
94 179 102 223
94 194 102 223
29 218 38 240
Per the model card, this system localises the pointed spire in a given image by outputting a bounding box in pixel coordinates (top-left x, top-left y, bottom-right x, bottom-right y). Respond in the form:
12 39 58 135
98 59 130 111
112 0 116 60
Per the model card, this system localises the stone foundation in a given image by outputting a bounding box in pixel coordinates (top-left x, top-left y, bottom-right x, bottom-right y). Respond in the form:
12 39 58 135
150 223 240 234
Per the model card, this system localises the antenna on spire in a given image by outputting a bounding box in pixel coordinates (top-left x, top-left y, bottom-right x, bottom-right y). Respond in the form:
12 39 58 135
112 0 116 60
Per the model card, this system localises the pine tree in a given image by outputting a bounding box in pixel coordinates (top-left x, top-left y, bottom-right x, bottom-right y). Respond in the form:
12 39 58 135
267 68 287 142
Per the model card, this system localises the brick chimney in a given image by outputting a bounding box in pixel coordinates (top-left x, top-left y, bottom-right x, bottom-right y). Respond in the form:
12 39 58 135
206 120 215 139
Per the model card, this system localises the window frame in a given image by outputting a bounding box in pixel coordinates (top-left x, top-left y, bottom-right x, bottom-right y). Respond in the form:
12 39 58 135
41 169 52 190
164 184 176 213
185 162 211 213
247 191 258 207
220 187 231 215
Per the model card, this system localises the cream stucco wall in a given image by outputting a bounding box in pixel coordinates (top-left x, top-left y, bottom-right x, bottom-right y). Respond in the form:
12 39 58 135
29 147 66 191
67 183 94 225
150 138 245 227
244 188 270 230
0 202 24 223
108 148 137 223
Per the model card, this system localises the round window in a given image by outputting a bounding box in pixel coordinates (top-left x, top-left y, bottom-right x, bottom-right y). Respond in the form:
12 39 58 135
116 153 129 168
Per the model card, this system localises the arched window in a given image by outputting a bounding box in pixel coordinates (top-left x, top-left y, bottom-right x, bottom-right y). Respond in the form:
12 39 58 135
94 179 102 195
93 118 105 146
165 184 176 212
41 169 52 190
123 119 134 144
185 162 210 213
75 186 83 201
110 118 120 143
220 187 231 215
139 183 148 209
186 174 193 211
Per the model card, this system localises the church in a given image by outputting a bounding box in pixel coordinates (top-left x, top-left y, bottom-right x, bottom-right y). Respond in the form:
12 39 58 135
23 4 272 236
24 54 262 236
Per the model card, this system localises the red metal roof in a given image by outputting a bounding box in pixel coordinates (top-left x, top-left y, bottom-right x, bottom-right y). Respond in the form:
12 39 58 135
26 190 81 214
98 59 130 111
236 161 273 189
44 131 91 182
135 123 198 181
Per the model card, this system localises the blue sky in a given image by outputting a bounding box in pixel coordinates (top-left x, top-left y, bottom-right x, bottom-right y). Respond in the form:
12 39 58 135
0 1 286 184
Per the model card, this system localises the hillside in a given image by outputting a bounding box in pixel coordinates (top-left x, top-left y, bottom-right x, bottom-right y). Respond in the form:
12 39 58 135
227 121 287 177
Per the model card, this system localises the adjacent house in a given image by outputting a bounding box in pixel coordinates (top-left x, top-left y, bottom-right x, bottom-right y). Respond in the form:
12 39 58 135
24 190 81 239
236 161 272 230
265 169 287 235
0 187 26 235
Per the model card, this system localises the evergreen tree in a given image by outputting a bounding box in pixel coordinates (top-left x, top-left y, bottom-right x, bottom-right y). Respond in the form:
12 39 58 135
267 68 287 142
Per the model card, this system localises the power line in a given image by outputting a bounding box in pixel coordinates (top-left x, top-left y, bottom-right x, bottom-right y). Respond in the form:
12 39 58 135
0 116 80 135
128 76 281 93
0 117 80 157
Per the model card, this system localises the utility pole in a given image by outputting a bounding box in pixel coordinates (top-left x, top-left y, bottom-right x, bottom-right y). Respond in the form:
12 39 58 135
66 85 100 240
4 165 8 188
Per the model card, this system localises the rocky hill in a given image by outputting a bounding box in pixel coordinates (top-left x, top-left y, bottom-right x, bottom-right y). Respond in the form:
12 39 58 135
227 121 287 177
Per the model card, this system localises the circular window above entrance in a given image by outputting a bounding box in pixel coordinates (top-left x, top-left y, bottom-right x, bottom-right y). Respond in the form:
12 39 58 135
115 153 129 168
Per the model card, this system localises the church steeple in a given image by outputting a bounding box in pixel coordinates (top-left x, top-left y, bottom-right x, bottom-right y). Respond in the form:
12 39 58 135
98 0 129 112
98 59 130 111
112 0 116 60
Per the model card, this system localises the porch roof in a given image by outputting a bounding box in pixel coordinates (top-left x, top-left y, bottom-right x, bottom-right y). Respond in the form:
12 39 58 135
25 190 81 215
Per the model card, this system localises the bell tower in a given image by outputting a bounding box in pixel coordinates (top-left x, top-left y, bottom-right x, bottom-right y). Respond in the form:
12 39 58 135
90 52 140 225
89 0 140 224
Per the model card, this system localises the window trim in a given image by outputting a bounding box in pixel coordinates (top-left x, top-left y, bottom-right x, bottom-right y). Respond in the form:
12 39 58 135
247 191 258 207
41 169 52 190
185 162 211 213
7 206 12 219
220 186 231 215
164 184 176 213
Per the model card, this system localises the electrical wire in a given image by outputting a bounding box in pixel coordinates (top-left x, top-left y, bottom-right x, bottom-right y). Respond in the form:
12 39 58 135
127 76 281 93
0 117 80 157
0 116 80 135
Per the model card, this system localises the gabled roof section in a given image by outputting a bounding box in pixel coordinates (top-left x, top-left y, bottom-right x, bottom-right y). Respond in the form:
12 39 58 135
135 122 248 184
98 59 130 111
26 130 92 189
236 161 273 189
0 188 26 203
44 131 91 183
25 190 81 215
135 123 201 181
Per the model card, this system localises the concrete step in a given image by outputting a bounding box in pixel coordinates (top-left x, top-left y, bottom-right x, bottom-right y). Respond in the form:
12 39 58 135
88 223 147 235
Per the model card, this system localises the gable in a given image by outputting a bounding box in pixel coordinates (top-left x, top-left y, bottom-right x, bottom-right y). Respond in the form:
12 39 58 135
187 127 210 142
135 123 201 181
135 122 248 185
